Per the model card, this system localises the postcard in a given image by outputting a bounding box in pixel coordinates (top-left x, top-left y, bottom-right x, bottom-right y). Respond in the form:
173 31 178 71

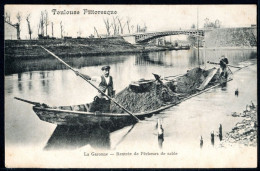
4 4 257 168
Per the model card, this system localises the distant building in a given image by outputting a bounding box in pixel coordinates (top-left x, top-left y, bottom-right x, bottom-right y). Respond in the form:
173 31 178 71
5 21 19 40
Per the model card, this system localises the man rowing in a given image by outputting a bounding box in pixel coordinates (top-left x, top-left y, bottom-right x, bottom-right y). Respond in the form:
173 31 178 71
219 55 229 79
75 65 115 113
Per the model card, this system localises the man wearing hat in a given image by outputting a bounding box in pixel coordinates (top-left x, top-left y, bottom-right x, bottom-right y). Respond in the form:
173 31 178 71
219 55 229 79
74 65 115 112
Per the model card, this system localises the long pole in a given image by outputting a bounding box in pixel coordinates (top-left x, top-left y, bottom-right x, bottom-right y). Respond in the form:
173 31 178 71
207 61 242 69
40 46 140 122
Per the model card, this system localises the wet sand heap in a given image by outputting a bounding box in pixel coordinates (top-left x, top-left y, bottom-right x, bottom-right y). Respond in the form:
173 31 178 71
110 82 179 113
175 67 217 94
111 67 220 113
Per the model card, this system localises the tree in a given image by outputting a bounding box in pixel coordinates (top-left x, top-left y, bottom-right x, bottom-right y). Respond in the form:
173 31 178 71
204 18 221 29
26 14 32 40
60 21 64 38
112 16 118 35
5 12 11 23
16 12 22 24
126 17 131 33
204 18 209 28
39 11 45 36
214 19 221 28
94 27 99 38
16 12 22 39
103 18 112 36
37 23 40 35
117 17 126 34
44 10 49 36
51 22 54 37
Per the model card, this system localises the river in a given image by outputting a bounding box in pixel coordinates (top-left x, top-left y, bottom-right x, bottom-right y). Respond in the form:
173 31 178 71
5 48 257 167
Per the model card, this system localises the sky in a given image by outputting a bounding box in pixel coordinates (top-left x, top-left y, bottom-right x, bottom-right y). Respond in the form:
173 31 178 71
5 5 257 39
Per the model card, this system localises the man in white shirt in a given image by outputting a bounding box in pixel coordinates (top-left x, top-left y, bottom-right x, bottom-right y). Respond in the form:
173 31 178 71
75 65 114 112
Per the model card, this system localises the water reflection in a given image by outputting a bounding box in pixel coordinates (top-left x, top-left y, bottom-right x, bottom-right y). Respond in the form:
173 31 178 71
5 55 130 75
135 52 165 66
44 125 111 150
5 49 256 76
17 73 23 92
45 123 137 150
135 49 204 68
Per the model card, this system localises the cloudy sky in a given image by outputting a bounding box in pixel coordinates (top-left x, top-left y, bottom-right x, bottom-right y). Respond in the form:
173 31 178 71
5 5 257 39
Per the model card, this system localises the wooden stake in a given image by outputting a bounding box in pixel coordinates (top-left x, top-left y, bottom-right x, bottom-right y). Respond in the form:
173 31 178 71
219 124 222 141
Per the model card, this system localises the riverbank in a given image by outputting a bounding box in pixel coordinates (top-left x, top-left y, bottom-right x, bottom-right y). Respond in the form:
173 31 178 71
5 37 170 60
197 47 257 50
220 103 257 147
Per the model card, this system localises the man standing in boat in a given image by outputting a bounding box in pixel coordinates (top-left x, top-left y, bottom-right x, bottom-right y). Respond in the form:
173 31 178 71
74 65 115 113
219 55 229 79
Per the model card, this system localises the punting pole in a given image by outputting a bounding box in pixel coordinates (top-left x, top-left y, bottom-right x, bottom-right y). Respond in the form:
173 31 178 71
207 61 242 69
40 46 140 122
14 97 41 106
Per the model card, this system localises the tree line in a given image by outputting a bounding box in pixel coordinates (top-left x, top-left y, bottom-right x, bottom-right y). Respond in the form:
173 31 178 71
5 10 148 40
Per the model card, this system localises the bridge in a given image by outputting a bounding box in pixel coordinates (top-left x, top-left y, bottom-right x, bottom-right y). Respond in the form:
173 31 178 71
122 29 206 44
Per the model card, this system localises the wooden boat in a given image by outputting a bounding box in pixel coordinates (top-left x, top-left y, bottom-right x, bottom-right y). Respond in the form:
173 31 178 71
15 66 233 131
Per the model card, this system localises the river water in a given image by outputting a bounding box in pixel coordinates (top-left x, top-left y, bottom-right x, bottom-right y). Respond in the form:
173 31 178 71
5 48 257 167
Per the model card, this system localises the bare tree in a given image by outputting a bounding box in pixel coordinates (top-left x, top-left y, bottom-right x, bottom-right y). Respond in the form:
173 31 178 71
126 17 131 33
103 18 112 36
112 16 118 35
16 12 22 39
16 12 22 23
26 14 32 40
60 21 63 38
117 25 120 35
117 17 127 34
39 11 45 36
37 23 40 35
94 27 99 38
44 10 49 36
5 12 11 23
51 22 54 38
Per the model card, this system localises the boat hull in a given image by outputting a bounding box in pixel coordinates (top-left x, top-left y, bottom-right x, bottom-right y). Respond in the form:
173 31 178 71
33 106 140 129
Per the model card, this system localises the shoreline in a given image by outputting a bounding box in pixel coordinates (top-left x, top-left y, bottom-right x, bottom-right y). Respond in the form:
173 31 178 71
5 46 173 60
193 46 256 50
220 103 257 147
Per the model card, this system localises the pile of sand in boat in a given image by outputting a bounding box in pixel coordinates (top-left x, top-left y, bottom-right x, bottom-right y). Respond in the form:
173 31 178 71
110 67 221 113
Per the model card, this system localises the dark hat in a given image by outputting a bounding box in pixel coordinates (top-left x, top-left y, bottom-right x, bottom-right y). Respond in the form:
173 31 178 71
101 65 110 70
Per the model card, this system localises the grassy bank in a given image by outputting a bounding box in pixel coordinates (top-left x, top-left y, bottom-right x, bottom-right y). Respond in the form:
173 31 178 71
5 37 168 60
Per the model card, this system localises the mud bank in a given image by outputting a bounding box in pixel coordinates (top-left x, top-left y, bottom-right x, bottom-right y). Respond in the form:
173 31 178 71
220 103 257 147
